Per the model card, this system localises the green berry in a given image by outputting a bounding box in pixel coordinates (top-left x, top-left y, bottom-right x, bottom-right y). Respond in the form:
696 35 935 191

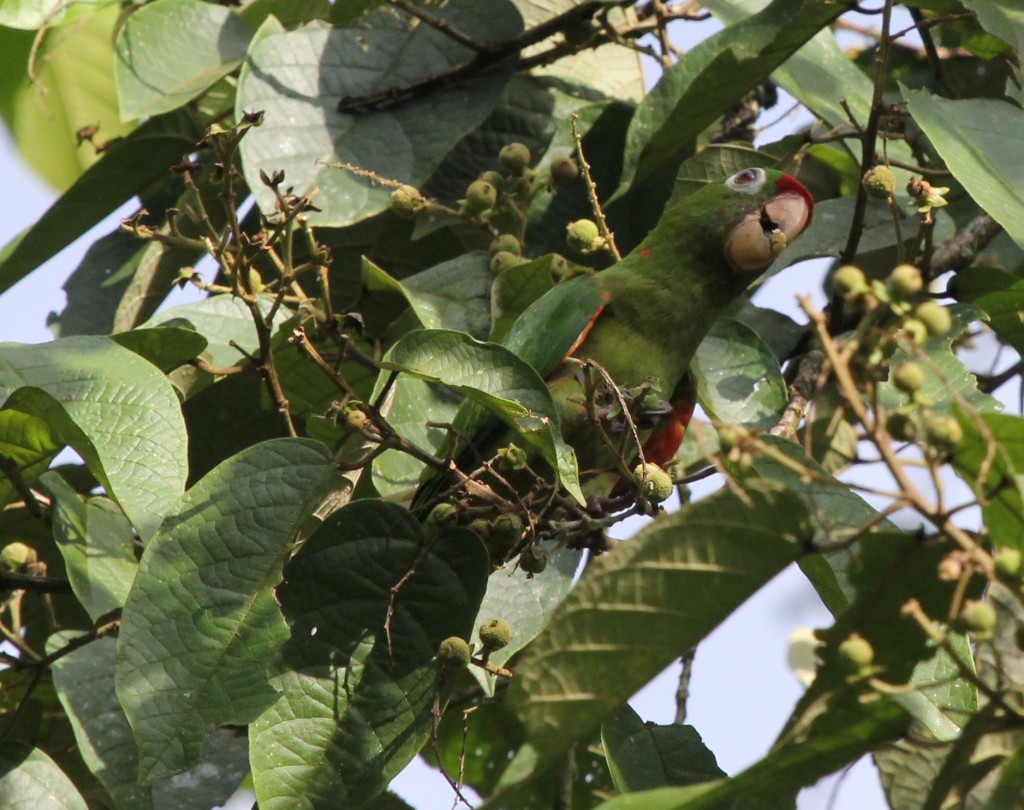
489 234 521 256
994 547 1022 579
566 219 602 253
838 633 874 670
893 362 926 394
425 502 460 533
633 462 674 504
833 264 867 295
716 425 743 453
389 184 424 219
549 155 579 186
924 414 964 453
464 180 498 213
499 143 531 175
479 171 504 191
248 269 265 293
885 411 918 442
468 519 491 541
478 618 512 652
888 264 923 297
518 545 547 575
0 542 36 571
490 513 524 546
490 250 523 275
914 302 952 337
344 407 369 432
903 318 929 345
863 165 896 199
436 636 472 669
957 600 996 639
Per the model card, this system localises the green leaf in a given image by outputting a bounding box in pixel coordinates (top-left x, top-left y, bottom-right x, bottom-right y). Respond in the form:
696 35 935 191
370 375 458 498
0 337 188 539
382 329 584 504
0 742 87 809
142 293 288 368
115 439 337 782
363 254 493 338
0 118 197 297
498 480 809 789
615 0 845 198
602 704 725 793
692 317 786 429
905 88 1024 253
236 1 522 227
0 409 60 509
0 6 134 191
489 256 557 343
111 326 208 373
950 411 1024 554
49 635 249 810
250 500 489 809
41 472 137 622
0 0 99 28
964 0 1024 57
469 546 584 696
115 0 253 120
949 265 1024 355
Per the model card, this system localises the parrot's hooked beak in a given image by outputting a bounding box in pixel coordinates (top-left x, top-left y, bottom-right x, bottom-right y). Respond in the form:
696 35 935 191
724 189 812 273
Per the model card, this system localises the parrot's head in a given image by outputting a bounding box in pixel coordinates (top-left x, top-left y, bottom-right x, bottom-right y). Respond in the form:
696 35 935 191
717 167 813 274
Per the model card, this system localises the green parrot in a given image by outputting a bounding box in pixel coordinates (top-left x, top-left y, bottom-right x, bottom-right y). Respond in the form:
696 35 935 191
415 167 813 534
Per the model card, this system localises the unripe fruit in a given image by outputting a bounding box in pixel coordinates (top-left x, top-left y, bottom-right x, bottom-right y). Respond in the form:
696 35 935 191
344 407 369 432
888 264 923 297
490 513 524 545
489 234 521 256
478 618 512 652
0 542 36 571
437 636 472 668
863 165 896 199
549 155 579 186
465 180 498 213
518 545 547 574
633 462 674 504
716 425 742 453
903 318 929 345
994 547 1022 579
957 600 996 639
893 362 926 394
248 269 265 293
924 414 964 453
425 502 460 533
885 411 918 442
914 302 952 337
479 171 504 190
566 219 602 253
838 633 874 670
467 519 492 541
833 265 866 295
499 143 531 175
390 184 424 219
490 250 523 275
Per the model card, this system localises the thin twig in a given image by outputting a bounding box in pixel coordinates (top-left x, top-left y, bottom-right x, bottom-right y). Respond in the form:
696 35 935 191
570 115 620 261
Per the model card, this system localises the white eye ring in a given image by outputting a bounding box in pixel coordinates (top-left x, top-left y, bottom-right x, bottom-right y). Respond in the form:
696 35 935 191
725 168 766 194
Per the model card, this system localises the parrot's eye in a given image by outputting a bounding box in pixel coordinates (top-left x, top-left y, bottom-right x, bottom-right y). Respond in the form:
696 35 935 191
725 168 766 194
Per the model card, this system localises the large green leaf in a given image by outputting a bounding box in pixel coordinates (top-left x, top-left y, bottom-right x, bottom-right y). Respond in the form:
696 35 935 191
382 328 584 504
0 337 188 540
115 439 337 782
42 472 137 622
50 635 249 810
115 0 253 120
363 254 493 339
236 1 522 227
602 704 725 793
615 0 847 198
0 742 87 809
498 480 810 790
964 0 1024 57
692 317 786 430
949 265 1024 356
250 500 489 809
0 408 60 509
0 5 134 191
905 88 1024 253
